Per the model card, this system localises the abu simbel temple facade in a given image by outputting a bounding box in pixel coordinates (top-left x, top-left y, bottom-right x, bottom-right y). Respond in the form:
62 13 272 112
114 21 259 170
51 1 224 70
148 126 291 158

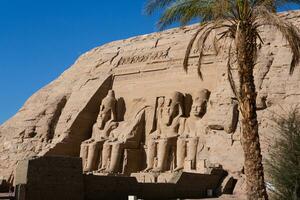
0 11 300 200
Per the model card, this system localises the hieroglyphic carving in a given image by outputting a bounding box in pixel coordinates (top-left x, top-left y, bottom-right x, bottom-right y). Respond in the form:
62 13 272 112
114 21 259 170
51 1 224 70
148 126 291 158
191 34 229 56
116 48 171 66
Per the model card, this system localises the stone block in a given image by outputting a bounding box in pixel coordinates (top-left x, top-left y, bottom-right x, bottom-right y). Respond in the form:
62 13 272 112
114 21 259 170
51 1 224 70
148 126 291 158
131 173 156 183
84 175 139 200
123 149 144 175
15 156 84 200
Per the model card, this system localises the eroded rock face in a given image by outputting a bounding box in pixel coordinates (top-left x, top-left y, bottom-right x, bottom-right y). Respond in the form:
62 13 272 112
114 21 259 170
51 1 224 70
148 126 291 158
0 10 300 192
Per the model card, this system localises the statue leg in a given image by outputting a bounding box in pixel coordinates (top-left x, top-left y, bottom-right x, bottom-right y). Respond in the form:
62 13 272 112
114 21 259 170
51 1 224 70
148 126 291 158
144 138 156 171
82 123 99 172
99 142 111 171
174 138 185 171
80 143 89 172
153 139 168 172
107 143 123 173
187 138 198 170
85 142 101 172
96 141 105 169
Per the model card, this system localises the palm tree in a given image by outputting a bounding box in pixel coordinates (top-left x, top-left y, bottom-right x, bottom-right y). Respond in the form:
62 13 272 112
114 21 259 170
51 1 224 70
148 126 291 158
144 0 300 199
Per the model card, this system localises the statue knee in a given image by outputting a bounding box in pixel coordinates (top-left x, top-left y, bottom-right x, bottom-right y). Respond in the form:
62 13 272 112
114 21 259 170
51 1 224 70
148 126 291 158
177 138 185 146
89 142 98 150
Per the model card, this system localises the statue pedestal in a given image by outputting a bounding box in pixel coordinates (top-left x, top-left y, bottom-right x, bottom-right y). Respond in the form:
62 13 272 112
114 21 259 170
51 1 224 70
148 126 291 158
131 172 158 183
131 171 185 183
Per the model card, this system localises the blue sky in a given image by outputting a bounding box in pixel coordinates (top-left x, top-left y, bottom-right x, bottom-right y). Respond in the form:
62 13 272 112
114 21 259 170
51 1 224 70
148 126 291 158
0 1 299 125
0 0 161 124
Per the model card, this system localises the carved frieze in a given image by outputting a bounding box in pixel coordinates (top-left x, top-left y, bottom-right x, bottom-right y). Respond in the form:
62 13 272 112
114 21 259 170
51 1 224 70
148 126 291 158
115 48 171 66
80 89 240 176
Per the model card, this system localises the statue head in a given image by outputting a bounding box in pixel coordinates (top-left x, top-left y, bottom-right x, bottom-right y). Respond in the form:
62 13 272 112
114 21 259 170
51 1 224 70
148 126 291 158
98 90 117 129
162 91 184 125
191 89 211 118
157 97 164 108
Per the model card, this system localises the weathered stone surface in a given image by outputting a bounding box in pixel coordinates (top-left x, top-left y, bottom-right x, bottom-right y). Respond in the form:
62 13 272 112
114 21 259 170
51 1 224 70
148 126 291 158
0 10 300 198
15 156 84 200
14 156 227 200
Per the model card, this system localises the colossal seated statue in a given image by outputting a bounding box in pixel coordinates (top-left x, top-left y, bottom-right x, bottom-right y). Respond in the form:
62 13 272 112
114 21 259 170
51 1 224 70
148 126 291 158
174 89 211 172
144 91 185 172
80 90 118 172
99 109 145 173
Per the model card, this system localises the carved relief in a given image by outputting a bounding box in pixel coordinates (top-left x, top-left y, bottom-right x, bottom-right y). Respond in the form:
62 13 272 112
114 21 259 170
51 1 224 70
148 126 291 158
116 48 170 66
175 89 211 172
192 35 222 56
99 109 145 173
80 90 118 172
208 98 239 134
224 99 239 134
144 91 185 172
79 89 241 177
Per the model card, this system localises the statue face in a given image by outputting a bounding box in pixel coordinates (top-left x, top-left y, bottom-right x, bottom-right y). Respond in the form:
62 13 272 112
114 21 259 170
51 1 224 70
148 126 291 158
162 98 180 126
157 97 164 108
191 99 207 117
98 104 112 129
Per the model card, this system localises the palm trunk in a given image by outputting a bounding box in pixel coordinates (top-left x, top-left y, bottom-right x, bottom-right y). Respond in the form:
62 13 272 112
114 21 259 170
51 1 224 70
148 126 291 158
236 21 269 200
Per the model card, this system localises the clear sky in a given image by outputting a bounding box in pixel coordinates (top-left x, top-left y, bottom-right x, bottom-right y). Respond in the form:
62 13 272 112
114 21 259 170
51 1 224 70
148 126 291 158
0 1 299 125
0 0 161 124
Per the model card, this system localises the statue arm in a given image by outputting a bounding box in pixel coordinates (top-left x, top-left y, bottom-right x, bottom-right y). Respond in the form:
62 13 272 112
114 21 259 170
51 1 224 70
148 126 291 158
149 128 161 139
178 118 187 137
166 114 184 138
171 106 184 128
173 114 182 124
99 121 118 140
83 138 95 144
121 110 145 143
108 128 120 142
84 123 99 142
123 133 135 143
121 123 139 143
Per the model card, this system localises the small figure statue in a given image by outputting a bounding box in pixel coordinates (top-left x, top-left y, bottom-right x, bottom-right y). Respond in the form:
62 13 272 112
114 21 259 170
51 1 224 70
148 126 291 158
80 90 118 172
174 89 211 172
144 91 185 172
99 109 145 173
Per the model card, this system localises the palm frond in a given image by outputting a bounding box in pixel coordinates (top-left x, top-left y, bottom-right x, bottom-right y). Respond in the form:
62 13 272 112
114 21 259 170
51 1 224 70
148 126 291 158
196 24 221 79
144 0 175 15
183 21 231 79
227 43 240 99
154 0 234 30
218 23 238 40
157 0 205 30
183 22 210 72
197 21 236 79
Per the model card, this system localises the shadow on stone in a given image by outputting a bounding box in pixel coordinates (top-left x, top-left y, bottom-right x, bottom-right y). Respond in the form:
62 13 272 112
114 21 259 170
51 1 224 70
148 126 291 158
14 156 229 200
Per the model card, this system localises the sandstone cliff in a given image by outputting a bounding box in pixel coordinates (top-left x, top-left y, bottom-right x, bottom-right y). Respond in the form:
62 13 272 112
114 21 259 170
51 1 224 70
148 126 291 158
1 10 300 185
